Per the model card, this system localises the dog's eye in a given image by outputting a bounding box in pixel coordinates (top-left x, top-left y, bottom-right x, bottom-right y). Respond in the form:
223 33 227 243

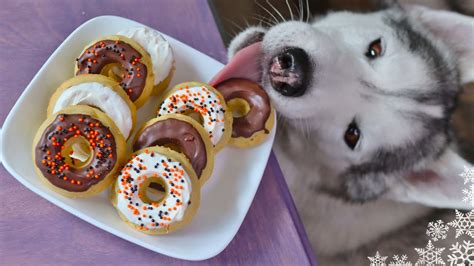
365 38 383 59
344 121 361 150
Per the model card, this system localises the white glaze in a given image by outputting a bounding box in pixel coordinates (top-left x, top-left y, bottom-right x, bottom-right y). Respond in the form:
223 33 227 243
118 27 174 85
115 151 192 229
157 86 226 146
53 82 133 139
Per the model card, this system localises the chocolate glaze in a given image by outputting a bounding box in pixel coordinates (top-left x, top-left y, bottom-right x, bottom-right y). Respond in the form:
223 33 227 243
76 39 148 101
34 114 117 192
215 78 271 138
133 118 207 178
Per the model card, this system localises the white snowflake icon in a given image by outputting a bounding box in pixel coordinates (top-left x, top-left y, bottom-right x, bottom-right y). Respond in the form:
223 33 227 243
426 220 449 241
447 240 474 266
460 165 474 184
414 240 445 265
369 251 388 266
389 254 412 266
462 184 474 207
447 210 474 238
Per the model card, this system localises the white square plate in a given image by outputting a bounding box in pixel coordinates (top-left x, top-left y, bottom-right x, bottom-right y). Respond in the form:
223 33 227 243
0 16 275 261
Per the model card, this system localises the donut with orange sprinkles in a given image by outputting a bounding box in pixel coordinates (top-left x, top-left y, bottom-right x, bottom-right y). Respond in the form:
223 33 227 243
75 35 154 108
110 146 200 234
33 105 127 197
157 82 232 152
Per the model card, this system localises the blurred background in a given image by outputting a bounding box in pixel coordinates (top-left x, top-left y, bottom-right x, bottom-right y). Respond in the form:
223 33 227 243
209 0 474 45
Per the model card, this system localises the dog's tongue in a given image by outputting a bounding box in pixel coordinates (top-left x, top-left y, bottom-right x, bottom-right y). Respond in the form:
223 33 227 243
210 42 262 86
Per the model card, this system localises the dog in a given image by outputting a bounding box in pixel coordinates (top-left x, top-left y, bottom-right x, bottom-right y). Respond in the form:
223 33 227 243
216 2 474 265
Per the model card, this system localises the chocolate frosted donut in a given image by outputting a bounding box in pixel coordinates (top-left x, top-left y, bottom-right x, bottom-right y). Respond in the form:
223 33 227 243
75 35 154 108
133 115 214 184
33 105 126 197
215 78 275 147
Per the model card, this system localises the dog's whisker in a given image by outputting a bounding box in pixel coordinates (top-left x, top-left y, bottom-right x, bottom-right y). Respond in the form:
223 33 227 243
265 0 286 22
296 0 303 21
224 18 245 32
242 17 252 29
251 14 275 27
255 0 280 25
285 0 294 21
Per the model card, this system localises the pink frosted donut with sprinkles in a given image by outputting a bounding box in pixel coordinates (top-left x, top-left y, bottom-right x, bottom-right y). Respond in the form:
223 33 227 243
157 82 232 152
111 146 200 234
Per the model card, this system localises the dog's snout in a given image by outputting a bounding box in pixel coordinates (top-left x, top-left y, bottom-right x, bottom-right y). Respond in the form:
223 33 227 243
269 47 310 97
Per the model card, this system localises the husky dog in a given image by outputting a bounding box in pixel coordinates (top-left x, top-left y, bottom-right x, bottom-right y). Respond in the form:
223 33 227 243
216 2 474 265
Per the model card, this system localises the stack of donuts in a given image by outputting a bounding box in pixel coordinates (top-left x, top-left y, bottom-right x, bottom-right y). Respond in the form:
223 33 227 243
32 27 274 235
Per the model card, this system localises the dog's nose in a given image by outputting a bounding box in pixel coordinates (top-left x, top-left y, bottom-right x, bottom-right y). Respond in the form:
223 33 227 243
269 47 310 97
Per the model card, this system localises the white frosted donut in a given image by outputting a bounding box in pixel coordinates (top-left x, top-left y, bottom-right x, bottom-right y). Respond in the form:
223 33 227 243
112 147 199 234
49 77 135 139
157 82 232 151
118 27 174 86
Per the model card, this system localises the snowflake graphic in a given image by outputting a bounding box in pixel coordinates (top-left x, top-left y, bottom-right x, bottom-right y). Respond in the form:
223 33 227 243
447 210 474 238
462 184 474 207
447 240 474 266
426 220 449 241
369 251 388 266
414 240 445 265
460 165 474 184
389 254 412 266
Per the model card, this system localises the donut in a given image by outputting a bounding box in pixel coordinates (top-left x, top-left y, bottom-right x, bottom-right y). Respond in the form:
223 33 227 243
214 78 275 147
110 146 200 234
157 82 232 152
118 27 175 96
47 74 136 139
33 105 127 197
75 35 154 108
133 114 214 184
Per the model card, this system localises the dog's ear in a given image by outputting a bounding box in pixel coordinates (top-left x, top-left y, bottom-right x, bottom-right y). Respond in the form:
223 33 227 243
406 5 474 84
387 148 473 209
228 26 266 61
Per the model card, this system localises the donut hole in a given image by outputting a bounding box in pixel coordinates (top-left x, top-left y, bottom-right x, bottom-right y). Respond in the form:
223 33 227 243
140 177 168 205
100 63 125 82
181 110 204 125
61 136 93 169
227 98 250 118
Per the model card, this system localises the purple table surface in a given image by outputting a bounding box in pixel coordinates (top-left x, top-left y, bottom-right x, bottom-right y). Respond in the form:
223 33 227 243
0 0 315 265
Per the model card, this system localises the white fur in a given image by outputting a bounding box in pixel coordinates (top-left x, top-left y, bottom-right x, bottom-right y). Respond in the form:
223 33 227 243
228 5 473 264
